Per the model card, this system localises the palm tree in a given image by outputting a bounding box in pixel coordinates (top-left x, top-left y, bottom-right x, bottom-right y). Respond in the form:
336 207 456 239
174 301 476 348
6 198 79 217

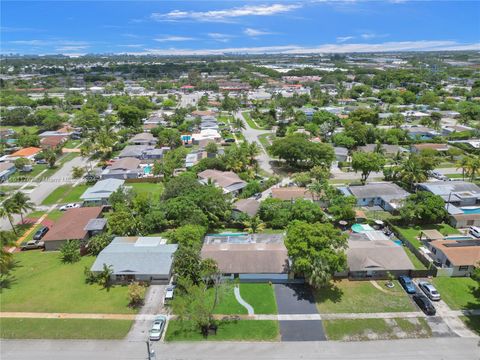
308 181 325 202
11 192 35 224
308 258 332 289
457 156 470 181
42 149 57 168
233 118 245 132
399 155 428 191
0 200 18 235
465 157 480 181
0 230 17 281
247 142 260 165
243 216 266 234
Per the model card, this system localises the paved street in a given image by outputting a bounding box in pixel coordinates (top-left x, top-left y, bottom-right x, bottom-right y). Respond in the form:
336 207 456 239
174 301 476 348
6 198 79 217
235 111 275 174
2 338 479 360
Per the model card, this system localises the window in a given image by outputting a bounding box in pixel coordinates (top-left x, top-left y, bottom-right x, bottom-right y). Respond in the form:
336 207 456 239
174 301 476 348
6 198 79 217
467 220 474 226
446 260 451 267
458 266 469 271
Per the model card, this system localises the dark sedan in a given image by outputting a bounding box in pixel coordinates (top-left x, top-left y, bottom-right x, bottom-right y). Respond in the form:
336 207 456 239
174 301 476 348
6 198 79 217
33 226 49 241
412 294 436 316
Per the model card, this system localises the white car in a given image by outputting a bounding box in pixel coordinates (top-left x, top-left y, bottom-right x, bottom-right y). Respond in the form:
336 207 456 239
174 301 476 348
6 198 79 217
469 226 480 238
418 281 441 301
149 315 166 341
164 286 175 302
59 203 81 211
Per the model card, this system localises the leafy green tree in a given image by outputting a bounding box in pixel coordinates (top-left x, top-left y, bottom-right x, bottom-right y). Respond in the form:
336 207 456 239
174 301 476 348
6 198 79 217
166 225 207 247
173 246 204 285
0 230 17 283
117 105 146 128
152 128 182 148
87 233 114 256
128 282 146 307
348 108 379 125
96 263 113 290
327 195 356 223
14 157 30 170
351 151 386 184
242 216 266 234
400 192 447 225
72 166 85 179
60 240 81 263
42 149 57 168
285 221 347 288
107 208 142 236
205 142 218 154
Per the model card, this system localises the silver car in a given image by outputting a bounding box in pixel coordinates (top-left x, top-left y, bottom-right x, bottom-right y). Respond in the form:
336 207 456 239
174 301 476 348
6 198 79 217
149 315 166 341
418 281 441 301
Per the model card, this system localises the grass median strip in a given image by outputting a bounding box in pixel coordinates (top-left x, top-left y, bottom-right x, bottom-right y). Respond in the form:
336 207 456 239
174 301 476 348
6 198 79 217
0 318 133 339
165 319 279 342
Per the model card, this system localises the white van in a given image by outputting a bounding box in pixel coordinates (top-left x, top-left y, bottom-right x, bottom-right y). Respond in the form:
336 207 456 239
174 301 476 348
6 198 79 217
469 226 480 238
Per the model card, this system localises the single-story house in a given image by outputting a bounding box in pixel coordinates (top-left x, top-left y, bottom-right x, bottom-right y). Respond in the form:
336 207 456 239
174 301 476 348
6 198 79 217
233 198 260 218
7 147 42 161
80 178 125 206
198 169 247 195
0 162 16 182
411 143 450 153
101 157 142 180
426 239 480 277
403 126 440 140
191 129 222 144
271 187 315 202
118 145 169 160
417 181 480 228
128 132 157 146
91 237 177 284
40 135 68 150
340 183 410 213
43 206 105 251
201 233 290 282
340 232 415 279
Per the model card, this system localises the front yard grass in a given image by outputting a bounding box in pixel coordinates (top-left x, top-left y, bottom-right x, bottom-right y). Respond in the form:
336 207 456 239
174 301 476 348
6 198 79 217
1 251 137 314
0 318 133 339
165 320 279 342
460 316 480 335
323 317 431 341
315 280 415 313
41 184 88 205
394 223 460 249
242 111 265 130
41 185 71 205
432 277 479 310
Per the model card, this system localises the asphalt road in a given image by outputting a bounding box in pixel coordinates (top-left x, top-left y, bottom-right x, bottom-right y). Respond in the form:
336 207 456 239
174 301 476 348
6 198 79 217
2 338 479 360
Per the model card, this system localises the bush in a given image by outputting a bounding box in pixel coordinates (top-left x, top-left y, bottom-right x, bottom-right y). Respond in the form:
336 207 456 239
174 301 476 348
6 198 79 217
128 282 146 307
59 240 80 263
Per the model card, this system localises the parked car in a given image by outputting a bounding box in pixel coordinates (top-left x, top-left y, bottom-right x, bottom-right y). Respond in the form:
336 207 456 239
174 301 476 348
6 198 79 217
412 293 436 315
20 239 45 251
398 275 416 294
254 193 262 200
418 281 441 301
33 226 49 241
469 226 480 238
165 285 175 302
149 315 167 341
35 159 48 165
59 203 81 211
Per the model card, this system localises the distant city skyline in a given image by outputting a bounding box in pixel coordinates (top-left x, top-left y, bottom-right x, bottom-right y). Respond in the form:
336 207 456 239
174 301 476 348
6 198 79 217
1 1 479 55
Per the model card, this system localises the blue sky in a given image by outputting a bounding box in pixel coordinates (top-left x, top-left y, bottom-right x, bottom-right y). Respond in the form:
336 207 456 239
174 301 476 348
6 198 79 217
1 1 479 55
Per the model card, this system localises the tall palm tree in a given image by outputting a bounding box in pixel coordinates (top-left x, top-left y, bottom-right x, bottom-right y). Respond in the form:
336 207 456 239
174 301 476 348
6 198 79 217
0 230 17 278
457 156 470 181
247 142 260 165
0 200 18 235
233 118 245 132
12 192 35 224
466 157 480 181
399 155 427 191
243 216 266 234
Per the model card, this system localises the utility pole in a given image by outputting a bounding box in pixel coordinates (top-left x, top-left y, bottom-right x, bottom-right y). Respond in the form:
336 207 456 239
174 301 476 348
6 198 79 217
146 341 155 360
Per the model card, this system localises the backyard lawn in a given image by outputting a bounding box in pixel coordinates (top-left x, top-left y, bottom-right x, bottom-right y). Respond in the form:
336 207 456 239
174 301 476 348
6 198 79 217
315 280 416 313
394 224 460 249
208 283 277 315
165 320 279 342
432 277 479 310
323 318 431 341
127 182 164 199
1 251 136 314
0 318 133 339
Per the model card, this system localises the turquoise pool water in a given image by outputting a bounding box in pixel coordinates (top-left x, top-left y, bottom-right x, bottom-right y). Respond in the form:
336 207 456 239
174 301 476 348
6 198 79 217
143 165 152 174
392 239 403 246
462 207 480 214
351 224 374 233
445 236 474 241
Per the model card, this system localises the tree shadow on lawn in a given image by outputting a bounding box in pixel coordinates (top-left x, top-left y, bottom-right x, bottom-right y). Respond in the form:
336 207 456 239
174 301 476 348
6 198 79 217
0 259 21 291
313 282 344 305
464 284 480 311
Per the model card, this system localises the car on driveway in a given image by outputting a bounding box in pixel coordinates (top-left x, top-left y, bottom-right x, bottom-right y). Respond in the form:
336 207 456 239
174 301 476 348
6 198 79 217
164 285 175 302
59 203 81 211
149 315 167 341
418 281 441 301
33 226 49 241
398 275 416 294
20 239 44 251
412 293 436 315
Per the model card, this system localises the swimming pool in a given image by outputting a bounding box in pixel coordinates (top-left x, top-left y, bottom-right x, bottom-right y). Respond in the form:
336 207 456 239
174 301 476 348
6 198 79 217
143 165 152 175
445 236 474 241
461 207 480 215
392 239 403 246
351 223 374 233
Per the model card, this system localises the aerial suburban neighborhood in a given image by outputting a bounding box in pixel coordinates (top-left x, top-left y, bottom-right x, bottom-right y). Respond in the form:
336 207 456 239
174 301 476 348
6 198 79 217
0 1 479 359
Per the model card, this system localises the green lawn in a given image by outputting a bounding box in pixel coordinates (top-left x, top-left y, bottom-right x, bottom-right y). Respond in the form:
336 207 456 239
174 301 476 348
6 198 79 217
63 139 82 149
394 224 460 249
315 280 416 313
26 210 64 221
0 125 39 134
62 185 89 203
0 318 133 339
127 182 164 199
9 164 48 182
432 277 480 310
165 320 279 342
1 251 137 314
238 283 277 314
41 185 71 205
460 316 480 336
403 245 427 270
209 285 247 315
41 184 88 205
242 112 265 130
323 318 431 341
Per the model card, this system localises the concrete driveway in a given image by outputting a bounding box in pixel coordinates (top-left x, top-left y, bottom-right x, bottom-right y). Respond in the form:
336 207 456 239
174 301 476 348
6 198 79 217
274 284 326 341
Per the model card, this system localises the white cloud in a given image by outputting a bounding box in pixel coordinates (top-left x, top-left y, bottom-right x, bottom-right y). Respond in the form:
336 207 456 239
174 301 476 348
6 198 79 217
244 28 275 37
118 44 144 48
125 40 480 56
336 36 355 43
151 4 301 22
208 33 234 42
360 32 389 40
154 36 196 42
